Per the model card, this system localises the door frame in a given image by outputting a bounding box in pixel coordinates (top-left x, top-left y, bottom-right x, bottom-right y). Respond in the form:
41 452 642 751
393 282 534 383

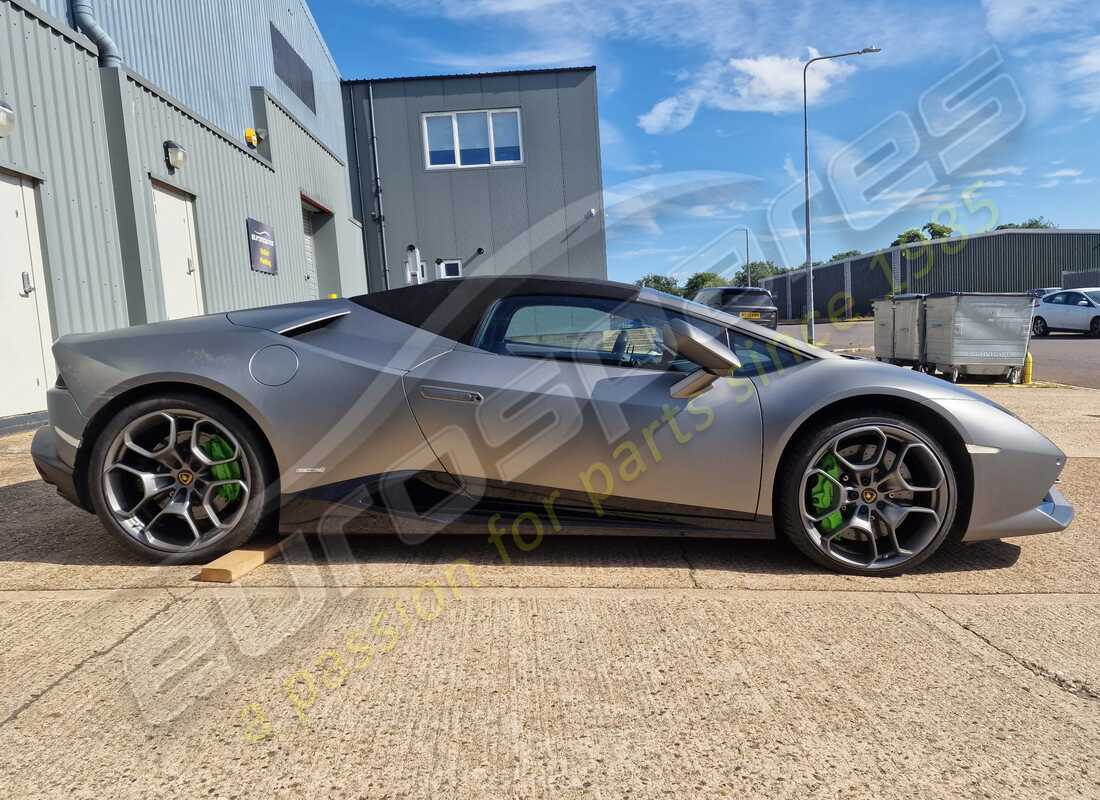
150 179 205 320
0 168 56 398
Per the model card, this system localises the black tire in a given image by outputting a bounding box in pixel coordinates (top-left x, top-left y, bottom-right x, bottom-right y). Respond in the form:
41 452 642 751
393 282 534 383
88 393 276 564
1090 317 1100 338
1032 316 1049 337
775 411 959 576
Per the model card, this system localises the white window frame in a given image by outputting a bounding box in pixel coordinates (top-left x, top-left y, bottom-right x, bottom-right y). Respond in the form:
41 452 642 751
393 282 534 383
437 259 463 279
422 109 524 170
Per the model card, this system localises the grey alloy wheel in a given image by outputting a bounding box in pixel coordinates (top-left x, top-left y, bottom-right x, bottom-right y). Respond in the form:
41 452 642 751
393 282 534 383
101 409 252 553
797 423 953 572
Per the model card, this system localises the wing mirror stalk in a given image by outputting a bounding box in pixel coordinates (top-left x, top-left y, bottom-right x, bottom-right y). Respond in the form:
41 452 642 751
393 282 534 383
663 319 742 399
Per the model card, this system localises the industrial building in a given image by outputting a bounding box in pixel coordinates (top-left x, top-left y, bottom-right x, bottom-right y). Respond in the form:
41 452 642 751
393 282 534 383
0 0 607 422
761 229 1100 321
342 67 607 291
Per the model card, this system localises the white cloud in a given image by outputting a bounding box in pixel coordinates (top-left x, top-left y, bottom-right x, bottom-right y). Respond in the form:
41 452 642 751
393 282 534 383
1038 179 1060 188
970 179 1010 188
1073 177 1096 184
639 49 859 134
980 0 1086 41
961 166 1026 177
1044 168 1082 177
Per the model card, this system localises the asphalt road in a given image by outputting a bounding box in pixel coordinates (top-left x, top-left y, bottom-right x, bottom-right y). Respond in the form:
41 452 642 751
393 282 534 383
1 385 1098 799
779 320 1100 389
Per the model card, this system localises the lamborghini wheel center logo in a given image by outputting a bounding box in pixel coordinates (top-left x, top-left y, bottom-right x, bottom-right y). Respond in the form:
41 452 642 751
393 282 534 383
177 470 194 486
862 488 878 504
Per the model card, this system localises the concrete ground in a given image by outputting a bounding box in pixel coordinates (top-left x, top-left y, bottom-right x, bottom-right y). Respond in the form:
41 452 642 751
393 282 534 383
1 386 1099 798
779 320 1100 389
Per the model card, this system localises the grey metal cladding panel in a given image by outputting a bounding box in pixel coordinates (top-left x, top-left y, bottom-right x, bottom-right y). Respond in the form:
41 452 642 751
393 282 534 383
441 76 485 111
519 71 568 275
0 1 128 335
34 0 347 159
1065 269 1100 289
403 80 458 276
123 77 319 318
488 168 532 275
450 170 495 274
263 94 364 287
849 254 893 313
811 263 845 319
789 272 807 320
557 70 605 278
371 81 417 286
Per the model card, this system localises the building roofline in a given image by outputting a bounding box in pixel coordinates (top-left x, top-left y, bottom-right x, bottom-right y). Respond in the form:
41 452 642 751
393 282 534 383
764 227 1100 281
342 65 597 85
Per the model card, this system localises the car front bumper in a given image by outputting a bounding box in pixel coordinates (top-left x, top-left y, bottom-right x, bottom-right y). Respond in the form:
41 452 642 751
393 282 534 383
962 485 1074 542
31 426 89 512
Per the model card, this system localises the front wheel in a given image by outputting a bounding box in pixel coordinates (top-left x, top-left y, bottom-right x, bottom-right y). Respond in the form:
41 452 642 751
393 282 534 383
1090 317 1100 338
88 394 276 563
1033 316 1049 337
776 413 959 576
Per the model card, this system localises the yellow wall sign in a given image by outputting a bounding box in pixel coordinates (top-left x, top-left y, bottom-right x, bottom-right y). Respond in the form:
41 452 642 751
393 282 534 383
247 218 277 275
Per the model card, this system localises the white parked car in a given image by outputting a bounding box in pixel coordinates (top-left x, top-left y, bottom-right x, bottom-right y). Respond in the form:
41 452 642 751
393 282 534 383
1033 288 1100 337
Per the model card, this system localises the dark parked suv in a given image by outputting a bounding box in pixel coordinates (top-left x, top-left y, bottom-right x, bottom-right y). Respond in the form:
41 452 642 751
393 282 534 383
692 286 779 329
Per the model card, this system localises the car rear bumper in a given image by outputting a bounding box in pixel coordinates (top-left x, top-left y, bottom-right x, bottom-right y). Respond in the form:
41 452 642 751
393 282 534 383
961 485 1074 541
32 426 89 512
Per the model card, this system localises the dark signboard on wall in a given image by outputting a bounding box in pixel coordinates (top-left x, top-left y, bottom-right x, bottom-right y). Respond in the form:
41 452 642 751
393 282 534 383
247 218 277 275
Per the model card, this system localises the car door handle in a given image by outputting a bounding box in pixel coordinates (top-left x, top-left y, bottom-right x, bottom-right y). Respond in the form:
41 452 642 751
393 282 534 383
18 271 34 297
420 386 483 404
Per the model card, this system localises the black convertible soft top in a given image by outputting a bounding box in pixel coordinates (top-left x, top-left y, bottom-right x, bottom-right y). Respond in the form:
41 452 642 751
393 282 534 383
352 275 642 345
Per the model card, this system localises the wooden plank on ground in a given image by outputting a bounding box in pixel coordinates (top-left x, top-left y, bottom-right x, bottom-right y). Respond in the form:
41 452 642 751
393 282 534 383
197 538 288 583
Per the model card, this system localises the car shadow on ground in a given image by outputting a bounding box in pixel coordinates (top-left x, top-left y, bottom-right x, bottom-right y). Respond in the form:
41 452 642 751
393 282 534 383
0 478 1021 579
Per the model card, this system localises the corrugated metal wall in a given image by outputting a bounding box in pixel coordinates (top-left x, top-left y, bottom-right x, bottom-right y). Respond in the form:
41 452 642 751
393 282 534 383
30 0 345 158
345 68 607 290
116 71 362 319
762 231 1100 320
1064 270 1100 290
0 0 128 335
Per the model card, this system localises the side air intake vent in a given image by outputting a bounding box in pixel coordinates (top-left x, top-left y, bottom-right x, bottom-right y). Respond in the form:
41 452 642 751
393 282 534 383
276 310 350 337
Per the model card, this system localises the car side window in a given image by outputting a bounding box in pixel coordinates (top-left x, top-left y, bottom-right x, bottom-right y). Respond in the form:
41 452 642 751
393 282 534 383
728 331 807 377
1065 292 1087 306
1046 293 1065 305
475 295 727 371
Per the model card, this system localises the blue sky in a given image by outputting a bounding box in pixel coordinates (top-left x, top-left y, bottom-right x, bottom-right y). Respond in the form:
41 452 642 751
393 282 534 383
311 0 1100 285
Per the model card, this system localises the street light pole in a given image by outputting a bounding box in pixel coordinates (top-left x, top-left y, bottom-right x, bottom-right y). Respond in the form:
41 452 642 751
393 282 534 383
738 227 751 286
803 46 880 344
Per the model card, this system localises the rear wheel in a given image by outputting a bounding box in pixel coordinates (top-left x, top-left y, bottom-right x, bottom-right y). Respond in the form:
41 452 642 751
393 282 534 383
1032 316 1049 337
88 394 275 563
776 413 958 576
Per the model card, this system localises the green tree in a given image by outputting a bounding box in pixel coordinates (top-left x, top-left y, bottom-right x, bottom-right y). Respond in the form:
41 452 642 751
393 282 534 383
732 260 784 286
922 221 954 240
829 249 862 262
682 271 727 297
891 228 927 247
635 274 682 296
995 216 1057 230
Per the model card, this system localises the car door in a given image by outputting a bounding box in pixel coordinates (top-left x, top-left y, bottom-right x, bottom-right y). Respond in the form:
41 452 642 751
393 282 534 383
402 294 764 521
1041 292 1069 329
1061 292 1092 331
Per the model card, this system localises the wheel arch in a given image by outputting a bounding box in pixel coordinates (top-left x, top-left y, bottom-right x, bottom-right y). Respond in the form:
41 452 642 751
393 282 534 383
73 381 280 509
771 393 974 538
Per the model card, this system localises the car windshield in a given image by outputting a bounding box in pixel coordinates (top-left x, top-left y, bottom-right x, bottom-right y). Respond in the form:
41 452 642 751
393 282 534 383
719 289 773 307
1086 291 1100 304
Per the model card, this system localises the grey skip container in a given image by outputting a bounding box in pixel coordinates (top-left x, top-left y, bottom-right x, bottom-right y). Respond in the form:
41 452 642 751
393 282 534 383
891 293 926 365
873 299 895 361
923 292 1034 383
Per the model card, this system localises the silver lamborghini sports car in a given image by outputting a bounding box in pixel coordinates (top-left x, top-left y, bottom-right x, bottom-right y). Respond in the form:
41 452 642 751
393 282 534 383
32 276 1073 575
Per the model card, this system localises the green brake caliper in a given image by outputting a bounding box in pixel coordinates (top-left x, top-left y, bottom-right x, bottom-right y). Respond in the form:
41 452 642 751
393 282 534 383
810 453 844 534
200 434 242 502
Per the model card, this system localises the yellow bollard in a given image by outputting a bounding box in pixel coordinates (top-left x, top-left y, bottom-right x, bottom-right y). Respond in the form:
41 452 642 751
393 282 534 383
1023 351 1033 385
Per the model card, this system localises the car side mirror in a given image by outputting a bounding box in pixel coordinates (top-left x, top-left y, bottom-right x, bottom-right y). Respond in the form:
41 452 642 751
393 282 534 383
662 319 742 398
1078 300 1090 306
